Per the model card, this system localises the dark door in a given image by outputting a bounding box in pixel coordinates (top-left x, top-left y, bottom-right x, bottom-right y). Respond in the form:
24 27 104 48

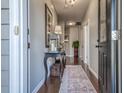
98 0 109 92
98 0 121 93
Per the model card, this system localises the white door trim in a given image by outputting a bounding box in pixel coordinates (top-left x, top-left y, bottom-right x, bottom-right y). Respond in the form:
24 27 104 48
9 0 28 93
20 0 28 93
27 0 31 92
9 0 20 92
83 20 90 66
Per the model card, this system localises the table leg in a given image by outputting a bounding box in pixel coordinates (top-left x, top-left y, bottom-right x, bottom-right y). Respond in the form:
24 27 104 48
44 56 48 85
60 57 64 81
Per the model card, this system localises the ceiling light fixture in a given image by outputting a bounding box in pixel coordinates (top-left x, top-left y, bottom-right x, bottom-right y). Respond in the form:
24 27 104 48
65 0 77 7
67 21 76 26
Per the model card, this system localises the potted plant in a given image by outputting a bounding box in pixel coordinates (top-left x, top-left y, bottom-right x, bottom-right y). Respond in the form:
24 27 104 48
72 40 80 64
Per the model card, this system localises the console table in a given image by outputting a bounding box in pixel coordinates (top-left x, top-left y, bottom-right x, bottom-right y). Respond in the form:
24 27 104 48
44 51 66 84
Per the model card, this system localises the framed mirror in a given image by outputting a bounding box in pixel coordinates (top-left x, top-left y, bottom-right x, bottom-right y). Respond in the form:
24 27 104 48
45 4 53 47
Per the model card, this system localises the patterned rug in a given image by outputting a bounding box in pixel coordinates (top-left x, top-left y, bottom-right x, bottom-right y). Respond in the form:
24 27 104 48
59 65 97 93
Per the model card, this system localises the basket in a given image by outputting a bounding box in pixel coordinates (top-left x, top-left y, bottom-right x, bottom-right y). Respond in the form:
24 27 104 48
50 63 60 77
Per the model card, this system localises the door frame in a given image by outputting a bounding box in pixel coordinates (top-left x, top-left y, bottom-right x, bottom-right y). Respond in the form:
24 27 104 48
83 21 90 66
111 0 122 92
27 0 31 92
122 0 124 92
117 0 122 93
9 0 28 93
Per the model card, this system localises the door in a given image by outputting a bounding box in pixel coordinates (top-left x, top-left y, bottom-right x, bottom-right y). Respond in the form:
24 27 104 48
98 0 121 93
98 0 108 92
27 0 31 92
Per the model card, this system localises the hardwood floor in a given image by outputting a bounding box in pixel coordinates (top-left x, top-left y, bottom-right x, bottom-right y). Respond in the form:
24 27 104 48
38 77 61 93
38 57 98 93
37 57 70 93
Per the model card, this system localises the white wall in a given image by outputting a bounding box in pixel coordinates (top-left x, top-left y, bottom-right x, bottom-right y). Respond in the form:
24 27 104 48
82 0 98 77
30 0 58 92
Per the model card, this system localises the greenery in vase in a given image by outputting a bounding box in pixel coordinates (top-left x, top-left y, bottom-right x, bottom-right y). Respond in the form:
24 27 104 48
72 40 80 48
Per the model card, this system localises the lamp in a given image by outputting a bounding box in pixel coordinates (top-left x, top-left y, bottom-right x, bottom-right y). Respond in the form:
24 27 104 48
55 25 62 34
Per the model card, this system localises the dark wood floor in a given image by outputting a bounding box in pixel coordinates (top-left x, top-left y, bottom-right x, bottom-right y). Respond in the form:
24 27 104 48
38 77 61 93
38 57 71 93
38 57 98 93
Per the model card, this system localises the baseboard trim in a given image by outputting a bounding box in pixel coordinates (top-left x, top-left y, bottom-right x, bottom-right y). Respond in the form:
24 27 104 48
88 66 98 79
81 60 98 79
32 78 45 93
88 67 99 93
81 60 99 93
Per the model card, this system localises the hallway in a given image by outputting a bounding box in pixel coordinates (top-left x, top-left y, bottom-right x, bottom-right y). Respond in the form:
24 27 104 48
1 0 121 93
28 0 100 92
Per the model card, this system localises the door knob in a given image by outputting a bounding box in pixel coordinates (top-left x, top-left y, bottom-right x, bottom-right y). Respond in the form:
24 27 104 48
96 45 102 48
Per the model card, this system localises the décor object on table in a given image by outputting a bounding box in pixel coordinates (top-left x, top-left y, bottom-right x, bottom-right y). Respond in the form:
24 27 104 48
72 40 80 64
49 32 58 51
48 25 63 52
45 4 53 48
58 42 64 51
49 39 58 51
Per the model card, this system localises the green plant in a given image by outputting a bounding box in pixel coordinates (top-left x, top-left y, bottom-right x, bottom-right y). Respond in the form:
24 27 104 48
72 40 80 48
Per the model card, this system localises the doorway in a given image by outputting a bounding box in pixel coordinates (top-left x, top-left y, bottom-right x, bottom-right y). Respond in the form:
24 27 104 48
8 0 122 93
83 22 90 66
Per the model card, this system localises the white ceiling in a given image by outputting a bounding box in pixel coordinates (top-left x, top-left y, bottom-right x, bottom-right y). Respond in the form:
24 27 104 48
51 0 90 22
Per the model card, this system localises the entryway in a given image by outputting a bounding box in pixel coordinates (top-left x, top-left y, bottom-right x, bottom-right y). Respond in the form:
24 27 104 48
7 0 122 93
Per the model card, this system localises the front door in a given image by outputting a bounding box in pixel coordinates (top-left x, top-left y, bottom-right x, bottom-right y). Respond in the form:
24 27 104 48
98 0 121 93
98 0 108 92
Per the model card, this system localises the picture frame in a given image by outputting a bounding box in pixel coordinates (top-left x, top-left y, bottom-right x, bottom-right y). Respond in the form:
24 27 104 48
45 4 53 47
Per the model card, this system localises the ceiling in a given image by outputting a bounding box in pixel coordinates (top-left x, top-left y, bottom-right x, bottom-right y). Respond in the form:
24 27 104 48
51 0 90 22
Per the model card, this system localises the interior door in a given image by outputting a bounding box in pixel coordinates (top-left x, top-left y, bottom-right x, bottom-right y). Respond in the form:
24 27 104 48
98 0 111 93
27 0 31 92
98 0 120 93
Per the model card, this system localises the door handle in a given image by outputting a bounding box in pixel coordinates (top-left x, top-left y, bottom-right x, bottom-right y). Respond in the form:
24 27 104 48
28 43 30 48
96 45 102 48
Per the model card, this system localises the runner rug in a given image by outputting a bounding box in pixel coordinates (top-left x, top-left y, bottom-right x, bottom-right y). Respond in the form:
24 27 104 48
59 65 97 93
